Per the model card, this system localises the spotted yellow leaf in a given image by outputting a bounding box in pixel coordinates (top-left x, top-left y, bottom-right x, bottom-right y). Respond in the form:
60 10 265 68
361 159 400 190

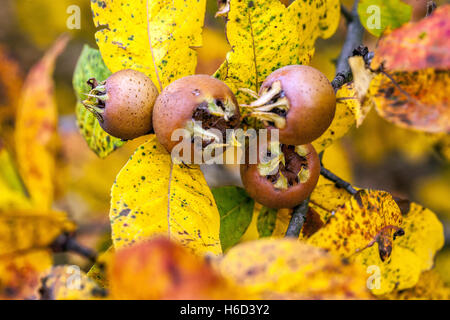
308 190 403 260
15 35 69 210
313 82 357 152
110 135 221 255
214 0 340 103
352 202 444 295
91 0 206 90
0 210 76 257
0 250 52 299
219 238 371 299
382 271 450 300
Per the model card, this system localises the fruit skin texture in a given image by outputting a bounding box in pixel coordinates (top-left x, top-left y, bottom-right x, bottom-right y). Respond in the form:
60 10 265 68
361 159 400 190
240 143 320 209
259 65 336 145
100 69 158 140
153 74 240 155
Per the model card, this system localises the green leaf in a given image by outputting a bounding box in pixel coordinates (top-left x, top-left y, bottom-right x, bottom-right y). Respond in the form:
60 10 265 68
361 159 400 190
212 186 255 252
358 0 412 37
257 206 278 238
72 45 124 158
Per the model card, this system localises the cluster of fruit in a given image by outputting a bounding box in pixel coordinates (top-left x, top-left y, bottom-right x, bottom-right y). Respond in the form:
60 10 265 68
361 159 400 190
82 65 336 209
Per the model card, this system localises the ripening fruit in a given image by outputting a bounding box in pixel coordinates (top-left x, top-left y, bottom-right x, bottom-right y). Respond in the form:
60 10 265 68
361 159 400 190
82 69 158 140
153 75 240 161
246 65 336 146
240 141 320 209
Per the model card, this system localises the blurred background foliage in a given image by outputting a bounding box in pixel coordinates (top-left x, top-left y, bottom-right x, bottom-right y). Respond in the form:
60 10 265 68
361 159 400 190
0 0 449 277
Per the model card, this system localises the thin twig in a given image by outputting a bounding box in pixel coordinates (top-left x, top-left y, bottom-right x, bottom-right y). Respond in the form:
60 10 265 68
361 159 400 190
331 0 365 91
320 167 358 195
285 1 364 237
50 233 97 263
340 4 353 23
285 198 309 238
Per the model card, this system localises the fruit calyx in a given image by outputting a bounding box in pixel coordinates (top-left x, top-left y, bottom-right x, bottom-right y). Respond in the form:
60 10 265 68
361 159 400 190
257 142 310 190
82 78 108 123
186 97 240 149
241 81 290 129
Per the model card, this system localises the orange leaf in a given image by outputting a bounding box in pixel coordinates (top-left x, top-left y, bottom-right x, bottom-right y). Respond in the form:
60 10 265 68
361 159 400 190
372 70 450 133
108 237 244 300
14 35 69 209
372 5 450 72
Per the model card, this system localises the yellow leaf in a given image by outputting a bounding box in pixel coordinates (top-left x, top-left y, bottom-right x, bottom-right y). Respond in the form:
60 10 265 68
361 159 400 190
0 250 52 299
218 238 371 299
108 238 244 299
435 249 450 286
320 141 354 183
312 83 357 152
110 135 221 255
40 265 105 300
214 0 340 103
372 70 450 133
92 0 206 90
0 46 23 148
14 0 93 48
87 246 115 288
308 190 403 259
15 35 69 210
309 183 353 222
348 56 375 127
381 271 450 300
0 210 76 257
0 145 30 211
352 202 444 295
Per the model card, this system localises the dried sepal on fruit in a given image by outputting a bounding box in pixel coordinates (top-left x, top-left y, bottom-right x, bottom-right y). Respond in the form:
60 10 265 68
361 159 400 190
242 65 336 146
240 140 320 209
82 69 158 140
153 75 241 162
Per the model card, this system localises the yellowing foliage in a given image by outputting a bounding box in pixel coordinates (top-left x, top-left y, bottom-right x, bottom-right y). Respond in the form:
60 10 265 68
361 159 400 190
352 202 444 295
110 135 221 255
214 0 340 103
382 271 450 300
219 238 371 299
108 238 243 300
308 190 403 259
0 250 52 299
92 0 206 90
15 36 69 210
312 83 357 152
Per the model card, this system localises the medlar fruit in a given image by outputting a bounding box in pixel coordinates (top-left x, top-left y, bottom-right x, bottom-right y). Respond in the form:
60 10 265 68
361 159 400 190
83 69 158 140
240 141 320 209
245 65 336 146
153 75 240 162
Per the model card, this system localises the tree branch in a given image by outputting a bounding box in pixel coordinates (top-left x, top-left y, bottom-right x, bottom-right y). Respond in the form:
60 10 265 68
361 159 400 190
285 1 364 238
50 233 97 263
320 167 358 195
340 4 353 23
285 198 309 238
331 0 365 90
